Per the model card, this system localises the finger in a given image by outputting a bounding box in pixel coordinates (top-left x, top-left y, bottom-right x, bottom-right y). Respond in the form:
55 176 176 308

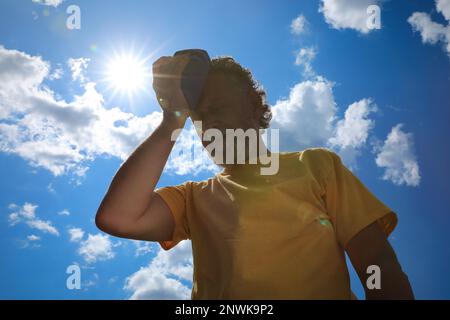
152 56 172 77
152 56 171 68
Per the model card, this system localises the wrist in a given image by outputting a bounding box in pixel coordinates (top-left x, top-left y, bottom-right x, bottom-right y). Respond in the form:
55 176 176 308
160 110 188 131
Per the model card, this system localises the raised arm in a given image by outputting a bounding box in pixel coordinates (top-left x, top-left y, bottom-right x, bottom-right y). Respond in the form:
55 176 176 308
95 55 190 242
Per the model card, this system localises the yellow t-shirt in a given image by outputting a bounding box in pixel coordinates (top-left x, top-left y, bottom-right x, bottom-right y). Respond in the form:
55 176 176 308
155 147 397 299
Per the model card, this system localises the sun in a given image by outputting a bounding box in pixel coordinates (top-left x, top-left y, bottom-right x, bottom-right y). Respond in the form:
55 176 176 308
104 53 151 97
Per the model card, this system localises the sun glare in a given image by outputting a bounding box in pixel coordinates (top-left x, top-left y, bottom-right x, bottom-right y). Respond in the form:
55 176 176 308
105 53 150 97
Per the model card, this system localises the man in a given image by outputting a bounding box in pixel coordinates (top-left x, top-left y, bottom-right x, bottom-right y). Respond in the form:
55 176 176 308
95 55 414 299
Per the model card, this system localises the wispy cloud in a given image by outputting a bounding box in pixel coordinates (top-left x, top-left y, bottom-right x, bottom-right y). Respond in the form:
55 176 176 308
32 0 64 7
27 234 41 241
408 0 450 58
58 209 70 216
294 47 317 78
8 202 59 236
47 182 55 193
68 227 84 242
20 234 42 249
67 58 90 83
291 14 308 35
49 66 63 80
27 219 59 235
132 240 155 257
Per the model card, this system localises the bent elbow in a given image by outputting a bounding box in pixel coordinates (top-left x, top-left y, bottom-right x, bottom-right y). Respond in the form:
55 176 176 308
95 210 108 233
95 210 117 235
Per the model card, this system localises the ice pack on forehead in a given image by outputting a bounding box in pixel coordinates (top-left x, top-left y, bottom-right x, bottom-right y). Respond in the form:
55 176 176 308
173 49 211 110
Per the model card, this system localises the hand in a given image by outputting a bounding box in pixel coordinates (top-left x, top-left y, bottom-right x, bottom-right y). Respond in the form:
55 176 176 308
152 55 192 114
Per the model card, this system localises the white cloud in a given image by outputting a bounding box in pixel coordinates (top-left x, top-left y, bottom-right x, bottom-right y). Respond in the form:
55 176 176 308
319 0 382 34
437 0 450 21
126 271 191 300
17 203 36 220
271 77 337 150
67 58 90 83
78 233 115 263
0 46 49 118
0 45 218 179
0 46 165 179
408 1 450 57
8 212 20 225
291 14 308 35
408 13 448 44
132 240 154 257
27 219 59 235
8 202 60 236
125 240 192 299
58 209 70 216
32 0 64 7
49 67 63 80
271 77 379 167
375 124 420 187
27 234 40 241
272 47 421 177
270 77 417 173
0 45 420 182
68 227 84 242
295 47 317 78
21 234 41 249
328 99 378 167
329 99 377 149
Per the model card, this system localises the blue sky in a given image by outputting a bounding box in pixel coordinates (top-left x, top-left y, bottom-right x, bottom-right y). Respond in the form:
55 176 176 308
0 0 449 299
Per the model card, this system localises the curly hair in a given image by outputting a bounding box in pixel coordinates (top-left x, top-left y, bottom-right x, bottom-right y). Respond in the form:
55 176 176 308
208 56 272 129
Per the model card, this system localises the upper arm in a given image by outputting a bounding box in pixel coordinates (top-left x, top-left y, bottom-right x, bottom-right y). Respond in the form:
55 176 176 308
346 221 415 299
96 192 175 242
346 221 401 279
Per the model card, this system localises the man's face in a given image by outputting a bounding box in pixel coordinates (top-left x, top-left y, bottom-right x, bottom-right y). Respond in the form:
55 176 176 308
190 72 259 149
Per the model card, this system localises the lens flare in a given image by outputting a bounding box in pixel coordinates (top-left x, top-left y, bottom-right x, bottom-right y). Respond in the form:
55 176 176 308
105 53 150 95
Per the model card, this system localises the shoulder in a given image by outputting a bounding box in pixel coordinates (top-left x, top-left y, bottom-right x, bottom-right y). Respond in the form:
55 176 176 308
185 178 214 192
299 147 338 166
294 147 339 181
279 146 335 157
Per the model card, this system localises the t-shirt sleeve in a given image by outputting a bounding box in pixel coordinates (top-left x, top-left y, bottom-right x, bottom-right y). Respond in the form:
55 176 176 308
323 150 398 248
154 183 190 251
